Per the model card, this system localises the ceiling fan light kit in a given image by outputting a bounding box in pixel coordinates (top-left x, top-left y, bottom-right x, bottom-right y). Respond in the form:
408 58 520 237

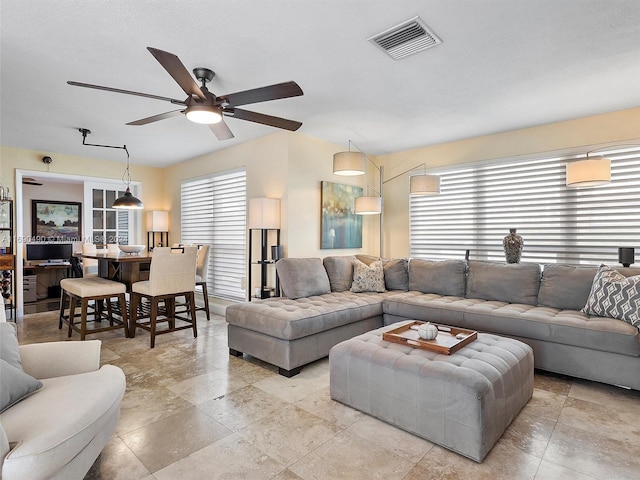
68 47 304 141
185 104 222 124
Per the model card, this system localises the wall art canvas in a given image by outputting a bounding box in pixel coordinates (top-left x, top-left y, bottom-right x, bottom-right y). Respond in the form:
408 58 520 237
32 200 82 241
321 181 362 249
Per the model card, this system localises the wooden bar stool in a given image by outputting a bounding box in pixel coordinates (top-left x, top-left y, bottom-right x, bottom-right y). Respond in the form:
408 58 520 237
59 277 129 340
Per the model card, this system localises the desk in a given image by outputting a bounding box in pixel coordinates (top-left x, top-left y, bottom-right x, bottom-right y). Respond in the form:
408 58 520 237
24 263 73 300
77 252 152 291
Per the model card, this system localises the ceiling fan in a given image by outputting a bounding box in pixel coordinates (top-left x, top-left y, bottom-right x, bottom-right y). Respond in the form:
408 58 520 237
67 47 304 140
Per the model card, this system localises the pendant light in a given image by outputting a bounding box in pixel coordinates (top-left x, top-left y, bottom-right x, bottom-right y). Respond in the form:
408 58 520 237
112 147 144 209
333 140 366 176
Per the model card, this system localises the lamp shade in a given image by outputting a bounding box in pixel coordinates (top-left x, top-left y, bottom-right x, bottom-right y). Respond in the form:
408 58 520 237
410 174 440 195
147 211 169 232
249 198 281 229
333 151 366 176
112 187 144 209
566 157 611 187
355 196 382 215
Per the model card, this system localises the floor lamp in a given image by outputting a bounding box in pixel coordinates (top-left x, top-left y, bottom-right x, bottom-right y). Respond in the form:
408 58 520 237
333 140 440 257
147 211 169 251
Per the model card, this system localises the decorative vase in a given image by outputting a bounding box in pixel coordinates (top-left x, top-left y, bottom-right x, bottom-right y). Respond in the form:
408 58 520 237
503 229 523 264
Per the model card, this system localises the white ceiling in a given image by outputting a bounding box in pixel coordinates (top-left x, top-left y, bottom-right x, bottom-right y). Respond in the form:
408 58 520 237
2 0 640 168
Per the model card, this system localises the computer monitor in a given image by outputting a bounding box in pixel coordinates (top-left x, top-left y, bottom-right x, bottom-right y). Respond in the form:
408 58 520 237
26 243 73 262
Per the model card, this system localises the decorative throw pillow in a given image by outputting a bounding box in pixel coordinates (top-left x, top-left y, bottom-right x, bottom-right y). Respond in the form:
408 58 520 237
1 322 23 369
0 359 43 413
350 259 386 293
0 323 43 413
582 265 640 329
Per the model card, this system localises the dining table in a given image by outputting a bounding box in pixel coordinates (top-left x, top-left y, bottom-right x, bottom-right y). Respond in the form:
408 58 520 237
76 250 153 291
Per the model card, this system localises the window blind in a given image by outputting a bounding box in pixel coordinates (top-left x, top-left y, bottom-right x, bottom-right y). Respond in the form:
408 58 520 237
410 146 640 265
181 169 247 301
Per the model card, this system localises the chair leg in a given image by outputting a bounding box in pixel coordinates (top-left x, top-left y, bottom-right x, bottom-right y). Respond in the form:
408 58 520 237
106 298 115 326
80 298 89 341
58 290 67 330
118 293 129 338
150 297 158 348
68 295 77 338
130 293 139 339
166 298 175 329
201 282 210 321
188 291 198 339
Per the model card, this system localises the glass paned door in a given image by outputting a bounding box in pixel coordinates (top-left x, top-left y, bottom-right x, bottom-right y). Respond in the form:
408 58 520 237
85 182 135 246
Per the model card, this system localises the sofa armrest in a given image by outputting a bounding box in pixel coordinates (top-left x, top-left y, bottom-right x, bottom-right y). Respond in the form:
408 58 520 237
18 340 102 379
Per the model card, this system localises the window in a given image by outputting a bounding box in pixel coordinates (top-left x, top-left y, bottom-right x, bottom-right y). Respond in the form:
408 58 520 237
410 146 640 265
181 168 247 301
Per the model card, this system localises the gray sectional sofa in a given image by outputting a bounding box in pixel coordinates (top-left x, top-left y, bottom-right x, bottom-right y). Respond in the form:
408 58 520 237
225 255 640 390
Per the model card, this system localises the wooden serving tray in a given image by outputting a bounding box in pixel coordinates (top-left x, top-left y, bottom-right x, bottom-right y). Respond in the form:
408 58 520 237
382 321 477 355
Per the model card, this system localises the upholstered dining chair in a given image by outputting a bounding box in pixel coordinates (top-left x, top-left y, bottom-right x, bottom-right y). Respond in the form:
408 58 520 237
129 246 198 348
81 243 99 278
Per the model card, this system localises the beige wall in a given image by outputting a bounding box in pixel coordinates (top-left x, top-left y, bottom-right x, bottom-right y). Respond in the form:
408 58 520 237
1 145 165 242
378 106 640 258
163 131 375 258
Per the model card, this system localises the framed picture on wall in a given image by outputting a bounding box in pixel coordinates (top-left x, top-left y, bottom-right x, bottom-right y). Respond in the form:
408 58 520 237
32 200 82 241
321 181 363 249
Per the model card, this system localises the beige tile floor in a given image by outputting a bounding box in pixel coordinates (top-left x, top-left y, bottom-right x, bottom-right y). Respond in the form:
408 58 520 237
14 310 640 480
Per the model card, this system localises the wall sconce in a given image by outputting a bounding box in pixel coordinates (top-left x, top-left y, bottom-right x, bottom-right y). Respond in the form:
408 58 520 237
248 198 281 229
147 210 169 250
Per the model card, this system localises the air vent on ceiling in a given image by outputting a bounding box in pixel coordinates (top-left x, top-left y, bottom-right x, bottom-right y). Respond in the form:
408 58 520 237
368 16 442 60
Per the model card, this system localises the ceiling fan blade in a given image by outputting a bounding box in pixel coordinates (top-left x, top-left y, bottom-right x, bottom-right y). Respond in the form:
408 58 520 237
67 81 186 105
147 47 206 101
226 108 302 131
219 81 303 107
126 109 184 126
209 120 234 140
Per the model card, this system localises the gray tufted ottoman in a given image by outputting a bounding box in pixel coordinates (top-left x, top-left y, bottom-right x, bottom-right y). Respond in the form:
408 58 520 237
329 322 534 462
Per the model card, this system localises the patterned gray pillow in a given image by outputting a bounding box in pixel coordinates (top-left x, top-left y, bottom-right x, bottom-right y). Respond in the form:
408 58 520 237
350 259 386 293
582 265 640 329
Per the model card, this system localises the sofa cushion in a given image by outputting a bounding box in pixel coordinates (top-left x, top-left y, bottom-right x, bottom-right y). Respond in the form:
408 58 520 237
383 291 470 326
409 259 466 297
466 260 540 306
538 264 598 311
383 258 409 291
386 293 640 357
582 265 640 329
0 365 125 480
226 291 391 340
323 255 355 292
276 258 331 299
0 360 43 413
462 300 640 357
351 259 386 293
